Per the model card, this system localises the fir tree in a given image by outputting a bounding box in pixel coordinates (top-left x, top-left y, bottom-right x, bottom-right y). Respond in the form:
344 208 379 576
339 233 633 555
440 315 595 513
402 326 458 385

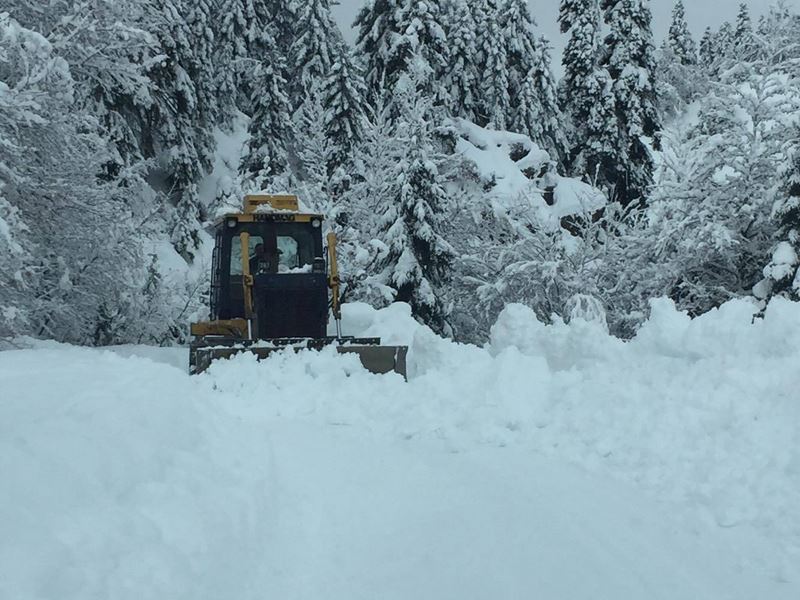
500 0 565 160
559 0 603 126
270 0 300 58
441 0 479 121
559 0 616 187
513 38 569 165
290 0 346 104
699 26 716 66
763 137 800 300
214 0 251 123
375 86 454 333
667 0 697 65
599 0 660 205
240 38 294 189
471 0 510 128
321 53 368 180
734 3 753 41
145 0 217 258
734 3 757 56
715 21 734 60
353 0 449 106
184 0 218 124
500 0 538 101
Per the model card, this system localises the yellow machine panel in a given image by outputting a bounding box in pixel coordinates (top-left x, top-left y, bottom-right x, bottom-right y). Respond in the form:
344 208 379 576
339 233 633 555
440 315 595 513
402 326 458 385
243 194 299 213
190 319 249 339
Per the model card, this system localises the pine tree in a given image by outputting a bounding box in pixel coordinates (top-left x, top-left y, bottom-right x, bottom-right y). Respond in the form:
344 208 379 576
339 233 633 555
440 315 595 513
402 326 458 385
214 0 251 123
374 88 454 333
441 0 479 121
559 0 616 187
471 0 510 128
353 0 449 106
715 21 734 60
734 3 757 56
763 137 800 300
292 93 333 193
184 0 218 124
699 26 716 66
144 0 218 258
240 37 294 190
599 0 660 205
321 52 368 180
734 3 753 41
290 0 346 105
270 0 300 58
513 39 569 165
499 0 565 160
667 0 697 65
500 0 537 101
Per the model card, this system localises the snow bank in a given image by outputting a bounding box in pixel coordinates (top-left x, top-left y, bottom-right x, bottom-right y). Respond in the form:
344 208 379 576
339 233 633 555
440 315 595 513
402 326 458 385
2 297 799 598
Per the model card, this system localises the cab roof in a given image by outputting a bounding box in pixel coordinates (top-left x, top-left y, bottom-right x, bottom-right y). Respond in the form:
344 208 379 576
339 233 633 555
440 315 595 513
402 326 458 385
213 194 324 226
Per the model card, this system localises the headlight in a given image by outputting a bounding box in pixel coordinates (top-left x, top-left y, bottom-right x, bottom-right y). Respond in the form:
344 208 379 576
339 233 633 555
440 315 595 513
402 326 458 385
311 218 321 228
225 217 238 228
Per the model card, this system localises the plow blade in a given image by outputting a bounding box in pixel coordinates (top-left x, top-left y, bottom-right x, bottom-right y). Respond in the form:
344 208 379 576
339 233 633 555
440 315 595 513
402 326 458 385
190 341 407 378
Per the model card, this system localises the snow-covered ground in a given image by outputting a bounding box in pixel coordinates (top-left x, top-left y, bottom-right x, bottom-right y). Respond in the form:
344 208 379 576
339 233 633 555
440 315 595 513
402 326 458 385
2 298 799 599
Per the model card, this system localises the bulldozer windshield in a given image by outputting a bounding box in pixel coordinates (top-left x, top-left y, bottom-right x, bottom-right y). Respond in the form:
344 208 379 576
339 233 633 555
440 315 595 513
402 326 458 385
228 223 317 276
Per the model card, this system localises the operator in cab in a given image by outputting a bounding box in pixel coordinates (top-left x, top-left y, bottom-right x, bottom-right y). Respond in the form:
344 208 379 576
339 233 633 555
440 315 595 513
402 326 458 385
249 242 278 274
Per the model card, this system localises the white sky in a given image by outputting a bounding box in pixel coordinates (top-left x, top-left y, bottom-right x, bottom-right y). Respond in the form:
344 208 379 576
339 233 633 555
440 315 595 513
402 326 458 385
331 0 800 77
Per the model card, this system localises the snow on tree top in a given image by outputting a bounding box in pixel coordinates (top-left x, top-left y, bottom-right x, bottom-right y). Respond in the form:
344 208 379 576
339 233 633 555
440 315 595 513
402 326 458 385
450 118 605 229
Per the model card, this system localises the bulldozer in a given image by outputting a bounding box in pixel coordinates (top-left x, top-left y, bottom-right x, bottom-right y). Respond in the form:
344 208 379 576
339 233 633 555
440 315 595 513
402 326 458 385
189 194 408 377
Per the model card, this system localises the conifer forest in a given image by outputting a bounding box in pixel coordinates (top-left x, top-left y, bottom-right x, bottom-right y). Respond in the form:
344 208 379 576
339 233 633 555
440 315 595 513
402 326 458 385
2 0 799 345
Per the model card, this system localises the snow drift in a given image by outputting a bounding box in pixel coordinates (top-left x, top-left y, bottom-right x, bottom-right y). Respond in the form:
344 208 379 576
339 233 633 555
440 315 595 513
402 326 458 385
1 297 799 599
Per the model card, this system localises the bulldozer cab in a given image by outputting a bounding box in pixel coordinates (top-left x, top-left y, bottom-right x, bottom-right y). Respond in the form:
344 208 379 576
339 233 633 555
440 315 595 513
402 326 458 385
191 193 407 378
210 197 328 339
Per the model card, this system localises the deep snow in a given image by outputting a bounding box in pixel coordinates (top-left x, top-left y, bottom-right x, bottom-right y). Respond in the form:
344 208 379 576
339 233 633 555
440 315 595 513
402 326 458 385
1 298 799 599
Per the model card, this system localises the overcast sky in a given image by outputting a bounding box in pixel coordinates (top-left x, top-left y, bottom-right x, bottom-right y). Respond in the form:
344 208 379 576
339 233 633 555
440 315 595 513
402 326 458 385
331 0 800 77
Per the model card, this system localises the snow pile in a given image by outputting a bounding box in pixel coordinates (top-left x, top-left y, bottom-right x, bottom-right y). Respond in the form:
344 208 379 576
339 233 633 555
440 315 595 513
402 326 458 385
452 118 606 227
2 297 800 598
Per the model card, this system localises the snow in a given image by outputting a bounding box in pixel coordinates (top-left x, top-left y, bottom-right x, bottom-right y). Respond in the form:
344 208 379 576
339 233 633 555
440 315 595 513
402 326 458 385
451 118 605 228
2 297 800 599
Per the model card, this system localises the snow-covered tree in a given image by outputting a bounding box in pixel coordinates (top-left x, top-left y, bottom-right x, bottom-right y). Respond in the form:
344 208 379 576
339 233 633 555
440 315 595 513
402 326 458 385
0 12 149 343
240 42 294 189
291 92 334 201
320 52 368 180
559 0 616 189
657 2 703 118
699 26 716 66
353 0 449 106
667 0 697 65
762 140 800 300
715 21 735 61
599 0 660 205
184 0 218 123
499 0 566 163
214 0 251 122
500 0 538 100
290 0 345 104
642 71 800 314
270 0 300 57
471 0 510 128
441 0 479 121
734 3 755 53
373 89 454 333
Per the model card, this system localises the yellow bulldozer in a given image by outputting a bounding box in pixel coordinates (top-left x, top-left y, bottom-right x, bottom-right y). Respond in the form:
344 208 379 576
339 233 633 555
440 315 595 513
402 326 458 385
189 194 408 377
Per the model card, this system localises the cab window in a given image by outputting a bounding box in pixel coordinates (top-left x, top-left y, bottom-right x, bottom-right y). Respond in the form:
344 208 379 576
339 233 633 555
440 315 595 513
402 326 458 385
277 236 300 271
275 226 315 273
230 235 264 275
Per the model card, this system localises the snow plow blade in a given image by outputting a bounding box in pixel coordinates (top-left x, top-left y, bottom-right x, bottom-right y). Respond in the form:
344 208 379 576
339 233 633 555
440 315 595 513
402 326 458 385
190 338 408 379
